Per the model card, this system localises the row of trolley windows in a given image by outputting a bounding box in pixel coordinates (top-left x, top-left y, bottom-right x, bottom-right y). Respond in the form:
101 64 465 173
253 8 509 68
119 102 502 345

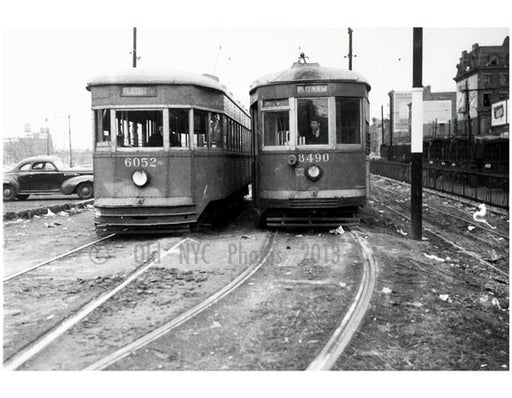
95 109 250 153
263 97 362 147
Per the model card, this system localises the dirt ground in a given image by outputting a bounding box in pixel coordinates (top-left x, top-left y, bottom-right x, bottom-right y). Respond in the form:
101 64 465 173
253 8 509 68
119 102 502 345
2 179 509 371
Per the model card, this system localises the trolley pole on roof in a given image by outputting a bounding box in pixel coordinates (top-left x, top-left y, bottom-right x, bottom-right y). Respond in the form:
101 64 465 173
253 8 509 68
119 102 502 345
411 27 424 240
348 28 353 70
132 27 137 68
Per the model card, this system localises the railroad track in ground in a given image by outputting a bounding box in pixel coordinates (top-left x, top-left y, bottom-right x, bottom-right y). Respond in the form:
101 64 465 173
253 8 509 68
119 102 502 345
374 184 509 241
371 187 508 280
84 231 276 370
307 229 377 370
3 235 192 370
4 232 276 370
3 233 116 282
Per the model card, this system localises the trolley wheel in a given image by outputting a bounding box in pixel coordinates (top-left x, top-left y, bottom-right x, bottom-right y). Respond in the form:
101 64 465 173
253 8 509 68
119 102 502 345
16 194 30 200
3 184 16 201
76 182 94 199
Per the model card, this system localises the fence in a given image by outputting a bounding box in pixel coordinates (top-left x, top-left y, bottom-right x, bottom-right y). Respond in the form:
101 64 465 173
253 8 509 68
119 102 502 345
370 159 509 209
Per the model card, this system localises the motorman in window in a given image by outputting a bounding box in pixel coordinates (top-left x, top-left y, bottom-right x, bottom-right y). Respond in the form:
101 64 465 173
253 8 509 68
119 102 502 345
305 117 327 145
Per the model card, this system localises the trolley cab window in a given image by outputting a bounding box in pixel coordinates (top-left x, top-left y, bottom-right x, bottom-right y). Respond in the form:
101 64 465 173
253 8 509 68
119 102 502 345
336 98 361 144
116 110 163 148
297 98 329 146
263 111 290 146
94 109 112 147
168 108 188 148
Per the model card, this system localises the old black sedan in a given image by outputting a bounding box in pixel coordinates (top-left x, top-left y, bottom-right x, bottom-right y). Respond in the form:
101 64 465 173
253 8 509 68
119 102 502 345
3 156 94 201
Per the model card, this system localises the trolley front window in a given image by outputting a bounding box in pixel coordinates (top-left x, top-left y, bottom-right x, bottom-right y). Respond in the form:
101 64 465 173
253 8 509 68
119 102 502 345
194 110 209 148
210 113 222 148
168 108 188 148
336 98 361 144
297 98 329 145
263 111 290 146
116 110 163 148
94 109 112 147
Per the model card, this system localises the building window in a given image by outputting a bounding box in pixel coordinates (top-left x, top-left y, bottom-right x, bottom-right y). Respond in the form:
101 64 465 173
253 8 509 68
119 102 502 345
500 73 508 86
297 98 329 145
483 74 492 85
483 93 491 107
336 98 361 144
263 111 290 146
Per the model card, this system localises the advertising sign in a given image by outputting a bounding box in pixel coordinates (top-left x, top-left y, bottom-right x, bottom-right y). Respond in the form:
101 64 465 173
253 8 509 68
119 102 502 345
492 100 508 127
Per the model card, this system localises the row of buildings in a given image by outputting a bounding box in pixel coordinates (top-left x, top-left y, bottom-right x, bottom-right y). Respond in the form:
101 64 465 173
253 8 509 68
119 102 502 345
371 36 509 154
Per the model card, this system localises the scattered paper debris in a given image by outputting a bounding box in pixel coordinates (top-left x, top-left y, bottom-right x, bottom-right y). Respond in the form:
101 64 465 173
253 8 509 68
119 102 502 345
339 281 347 288
397 228 408 236
439 294 450 302
491 297 502 309
382 287 392 294
46 209 55 217
423 253 445 262
211 321 222 328
86 204 94 209
467 225 476 231
296 234 303 237
46 314 55 320
473 204 496 229
58 211 69 217
329 226 345 235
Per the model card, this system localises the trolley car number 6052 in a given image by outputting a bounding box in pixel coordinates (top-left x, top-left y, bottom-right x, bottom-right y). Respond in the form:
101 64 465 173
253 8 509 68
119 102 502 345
124 157 157 168
297 153 329 163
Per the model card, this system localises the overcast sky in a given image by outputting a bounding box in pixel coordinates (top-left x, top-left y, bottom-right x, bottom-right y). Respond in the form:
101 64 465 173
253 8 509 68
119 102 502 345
1 4 510 153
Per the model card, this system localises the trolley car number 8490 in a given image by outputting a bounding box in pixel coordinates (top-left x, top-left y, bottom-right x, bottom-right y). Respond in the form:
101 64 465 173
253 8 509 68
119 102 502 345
297 153 329 163
124 157 157 168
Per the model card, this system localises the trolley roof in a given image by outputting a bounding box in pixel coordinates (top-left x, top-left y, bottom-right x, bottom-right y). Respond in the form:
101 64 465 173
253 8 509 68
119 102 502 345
86 68 249 115
250 62 371 92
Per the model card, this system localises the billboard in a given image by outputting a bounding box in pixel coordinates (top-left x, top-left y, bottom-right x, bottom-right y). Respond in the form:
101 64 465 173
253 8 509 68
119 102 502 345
492 100 508 127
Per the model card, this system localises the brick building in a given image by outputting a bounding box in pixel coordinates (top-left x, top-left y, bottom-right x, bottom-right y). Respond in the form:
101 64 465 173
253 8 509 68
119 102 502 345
454 36 509 137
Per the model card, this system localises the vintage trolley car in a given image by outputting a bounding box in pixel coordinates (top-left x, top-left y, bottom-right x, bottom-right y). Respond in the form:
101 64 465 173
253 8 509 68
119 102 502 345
87 68 251 233
250 60 371 227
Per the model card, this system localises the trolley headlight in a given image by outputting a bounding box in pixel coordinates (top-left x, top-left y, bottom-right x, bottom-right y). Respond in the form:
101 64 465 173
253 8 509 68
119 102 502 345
305 164 322 181
131 170 149 187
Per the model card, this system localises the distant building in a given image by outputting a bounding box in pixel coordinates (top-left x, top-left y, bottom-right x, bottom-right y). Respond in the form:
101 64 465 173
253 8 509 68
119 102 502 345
370 117 390 157
454 36 509 137
3 129 54 165
388 86 457 144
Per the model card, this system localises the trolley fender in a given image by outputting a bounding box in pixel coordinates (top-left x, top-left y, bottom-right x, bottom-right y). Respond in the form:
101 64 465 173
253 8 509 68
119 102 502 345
3 177 20 193
61 175 94 195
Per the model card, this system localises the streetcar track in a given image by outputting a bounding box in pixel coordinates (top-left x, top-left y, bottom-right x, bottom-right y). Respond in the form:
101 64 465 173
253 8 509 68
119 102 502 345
3 234 117 283
374 200 508 279
307 229 377 370
84 231 276 370
374 184 508 240
3 237 190 370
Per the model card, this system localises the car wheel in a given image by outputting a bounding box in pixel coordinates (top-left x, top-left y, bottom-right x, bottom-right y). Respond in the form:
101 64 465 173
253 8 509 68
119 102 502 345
16 194 30 200
76 182 94 199
3 184 16 201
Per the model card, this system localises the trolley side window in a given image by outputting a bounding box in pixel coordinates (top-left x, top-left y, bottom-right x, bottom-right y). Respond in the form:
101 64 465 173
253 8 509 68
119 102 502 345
263 111 290 146
297 98 329 145
116 110 163 148
210 113 222 148
336 98 361 144
194 110 209 148
94 109 112 147
169 108 189 148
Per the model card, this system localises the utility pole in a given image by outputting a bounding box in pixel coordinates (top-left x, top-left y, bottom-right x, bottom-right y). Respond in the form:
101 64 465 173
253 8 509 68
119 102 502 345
347 28 353 70
132 27 137 68
68 115 73 167
410 27 423 241
381 105 385 149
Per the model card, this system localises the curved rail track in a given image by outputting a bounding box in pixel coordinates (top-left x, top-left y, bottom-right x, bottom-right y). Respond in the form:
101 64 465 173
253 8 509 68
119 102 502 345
4 232 276 371
3 234 116 282
307 229 377 370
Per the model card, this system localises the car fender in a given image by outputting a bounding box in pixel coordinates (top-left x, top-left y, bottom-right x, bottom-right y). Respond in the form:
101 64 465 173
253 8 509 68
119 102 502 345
61 175 94 195
3 176 20 193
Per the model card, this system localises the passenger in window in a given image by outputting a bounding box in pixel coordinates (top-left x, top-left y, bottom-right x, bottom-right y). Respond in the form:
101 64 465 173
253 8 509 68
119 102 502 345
148 127 163 146
305 118 327 145
169 131 181 147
